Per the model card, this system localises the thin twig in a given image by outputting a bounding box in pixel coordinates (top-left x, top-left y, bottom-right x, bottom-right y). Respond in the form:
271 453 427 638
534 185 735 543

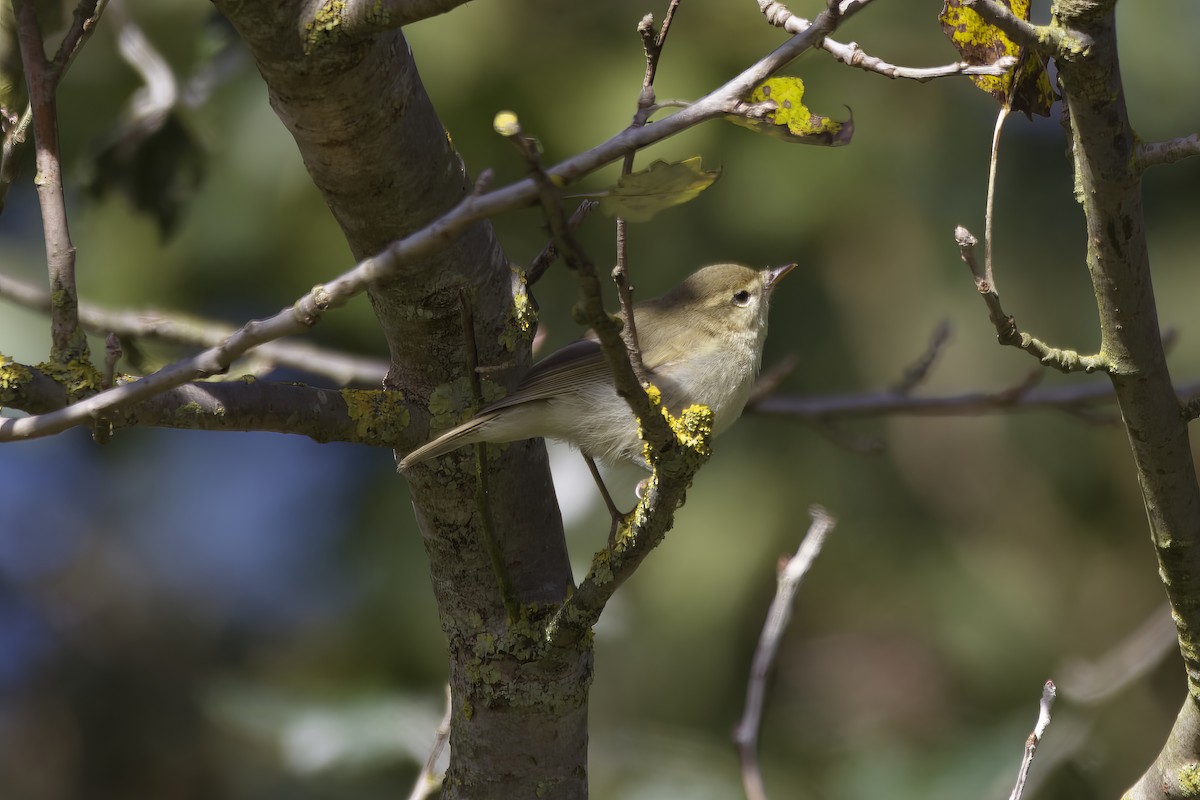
0 271 389 385
1008 681 1056 800
954 226 1107 373
984 107 1008 290
734 506 837 800
526 200 598 286
753 374 1198 420
0 105 33 211
612 1 683 385
1058 604 1177 705
892 320 951 395
406 685 453 800
758 1 1017 81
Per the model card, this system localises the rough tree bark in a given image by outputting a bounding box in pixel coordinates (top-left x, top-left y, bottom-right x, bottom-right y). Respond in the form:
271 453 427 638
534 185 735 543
211 4 589 797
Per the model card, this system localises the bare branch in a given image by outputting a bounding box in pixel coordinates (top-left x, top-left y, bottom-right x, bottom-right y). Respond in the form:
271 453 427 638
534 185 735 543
892 320 951 395
1007 681 1056 800
406 685 453 800
1137 133 1200 171
612 1 685 385
955 226 1107 373
984 107 1008 296
526 200 597 287
0 0 852 443
0 272 389 386
757 1 1017 81
50 0 108 74
1058 604 1177 706
12 0 92 360
754 378 1200 420
734 506 837 800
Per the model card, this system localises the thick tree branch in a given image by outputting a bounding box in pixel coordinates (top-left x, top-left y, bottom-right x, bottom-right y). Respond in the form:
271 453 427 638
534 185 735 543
0 359 404 443
303 0 477 46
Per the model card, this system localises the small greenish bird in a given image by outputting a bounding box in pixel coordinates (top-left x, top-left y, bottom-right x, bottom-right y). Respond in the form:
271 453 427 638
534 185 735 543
399 262 795 470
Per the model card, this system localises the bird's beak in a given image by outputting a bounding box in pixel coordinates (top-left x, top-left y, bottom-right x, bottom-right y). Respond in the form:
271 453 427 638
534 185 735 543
764 262 797 292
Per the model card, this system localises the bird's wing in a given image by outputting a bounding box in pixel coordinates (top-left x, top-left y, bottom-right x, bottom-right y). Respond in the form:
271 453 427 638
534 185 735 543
480 337 613 412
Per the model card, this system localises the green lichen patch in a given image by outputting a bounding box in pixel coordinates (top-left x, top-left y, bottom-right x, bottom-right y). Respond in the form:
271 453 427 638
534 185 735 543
339 388 410 446
501 270 537 353
0 354 33 404
426 377 504 433
670 403 714 459
1178 762 1200 797
36 357 103 402
303 1 347 53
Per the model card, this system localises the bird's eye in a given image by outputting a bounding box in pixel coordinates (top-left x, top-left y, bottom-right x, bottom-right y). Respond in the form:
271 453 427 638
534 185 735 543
732 289 752 307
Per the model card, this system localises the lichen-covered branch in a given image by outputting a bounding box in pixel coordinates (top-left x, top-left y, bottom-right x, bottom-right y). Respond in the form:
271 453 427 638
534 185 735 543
0 357 408 444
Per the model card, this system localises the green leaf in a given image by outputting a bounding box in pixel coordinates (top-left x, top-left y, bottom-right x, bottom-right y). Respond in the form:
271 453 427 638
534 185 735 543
727 77 853 146
594 157 721 223
938 0 1054 118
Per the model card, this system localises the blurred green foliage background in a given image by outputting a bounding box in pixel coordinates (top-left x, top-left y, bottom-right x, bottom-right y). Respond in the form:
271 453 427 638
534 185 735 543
2 0 1199 798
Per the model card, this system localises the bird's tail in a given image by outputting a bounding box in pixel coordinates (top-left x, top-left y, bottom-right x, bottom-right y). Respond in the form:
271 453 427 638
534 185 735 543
398 415 492 471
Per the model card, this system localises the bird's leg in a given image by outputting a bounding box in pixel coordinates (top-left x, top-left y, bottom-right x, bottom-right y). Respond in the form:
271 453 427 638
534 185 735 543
583 455 632 545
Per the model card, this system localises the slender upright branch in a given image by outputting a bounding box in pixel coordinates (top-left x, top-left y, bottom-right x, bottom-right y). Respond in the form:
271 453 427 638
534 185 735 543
1007 681 1056 800
12 0 94 361
612 1 683 384
734 506 837 800
984 106 1008 289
